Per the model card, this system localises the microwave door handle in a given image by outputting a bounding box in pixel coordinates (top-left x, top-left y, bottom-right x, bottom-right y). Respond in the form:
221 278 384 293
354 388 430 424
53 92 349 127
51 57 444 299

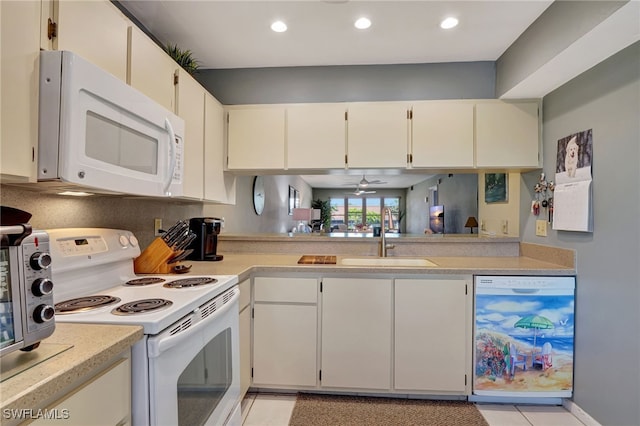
163 118 177 196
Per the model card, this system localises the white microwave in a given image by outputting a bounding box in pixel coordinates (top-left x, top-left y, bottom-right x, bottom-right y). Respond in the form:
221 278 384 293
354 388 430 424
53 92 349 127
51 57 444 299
38 51 184 197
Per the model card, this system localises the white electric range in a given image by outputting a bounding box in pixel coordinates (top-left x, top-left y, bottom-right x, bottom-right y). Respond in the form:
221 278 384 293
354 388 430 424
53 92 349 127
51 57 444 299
48 228 241 426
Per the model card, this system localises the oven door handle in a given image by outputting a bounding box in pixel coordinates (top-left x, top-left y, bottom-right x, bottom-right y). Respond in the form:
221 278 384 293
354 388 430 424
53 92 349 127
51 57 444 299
148 288 239 358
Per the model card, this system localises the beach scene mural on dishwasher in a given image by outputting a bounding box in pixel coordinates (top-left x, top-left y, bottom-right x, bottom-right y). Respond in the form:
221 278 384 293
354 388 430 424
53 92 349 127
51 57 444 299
474 293 574 393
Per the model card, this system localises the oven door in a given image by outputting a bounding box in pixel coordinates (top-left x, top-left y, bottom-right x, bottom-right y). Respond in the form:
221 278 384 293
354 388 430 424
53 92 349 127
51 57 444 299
147 287 240 426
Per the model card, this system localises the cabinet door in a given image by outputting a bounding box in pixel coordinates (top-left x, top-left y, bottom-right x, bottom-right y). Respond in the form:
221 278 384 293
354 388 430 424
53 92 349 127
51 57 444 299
55 0 129 81
395 279 469 392
33 357 131 425
287 104 346 169
1 0 40 182
412 101 474 168
475 101 540 168
176 69 205 200
252 304 317 387
347 103 409 168
128 26 176 111
321 278 392 390
204 93 236 203
227 108 285 170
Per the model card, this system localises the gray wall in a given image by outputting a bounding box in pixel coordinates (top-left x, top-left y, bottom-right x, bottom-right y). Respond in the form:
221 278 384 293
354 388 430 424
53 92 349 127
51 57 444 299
496 1 628 97
0 173 311 247
196 62 495 105
0 185 203 249
204 175 313 234
520 42 640 426
405 174 478 234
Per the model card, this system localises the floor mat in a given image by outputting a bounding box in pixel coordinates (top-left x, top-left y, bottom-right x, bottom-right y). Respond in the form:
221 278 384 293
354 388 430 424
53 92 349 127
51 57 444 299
289 393 489 426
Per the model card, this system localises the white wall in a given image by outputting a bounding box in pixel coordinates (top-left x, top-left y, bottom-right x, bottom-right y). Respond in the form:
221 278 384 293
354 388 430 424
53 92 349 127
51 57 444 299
477 172 521 236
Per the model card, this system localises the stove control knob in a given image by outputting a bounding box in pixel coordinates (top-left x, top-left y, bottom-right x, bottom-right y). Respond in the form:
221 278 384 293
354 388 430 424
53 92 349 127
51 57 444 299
128 235 138 247
33 304 55 323
32 278 54 297
30 252 52 270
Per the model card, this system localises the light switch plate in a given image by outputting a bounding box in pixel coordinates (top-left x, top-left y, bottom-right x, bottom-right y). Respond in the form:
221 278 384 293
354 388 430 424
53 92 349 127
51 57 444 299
536 220 547 237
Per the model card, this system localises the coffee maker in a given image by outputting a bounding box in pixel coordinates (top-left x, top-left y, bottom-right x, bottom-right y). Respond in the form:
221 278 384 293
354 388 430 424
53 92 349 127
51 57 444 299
186 217 223 261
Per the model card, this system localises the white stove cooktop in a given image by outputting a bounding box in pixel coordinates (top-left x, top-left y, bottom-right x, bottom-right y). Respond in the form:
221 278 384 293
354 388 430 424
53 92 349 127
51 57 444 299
47 228 238 335
54 274 238 335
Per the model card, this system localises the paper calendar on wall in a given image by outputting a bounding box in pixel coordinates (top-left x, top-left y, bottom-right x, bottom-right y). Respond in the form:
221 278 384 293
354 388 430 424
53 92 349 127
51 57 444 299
553 129 593 232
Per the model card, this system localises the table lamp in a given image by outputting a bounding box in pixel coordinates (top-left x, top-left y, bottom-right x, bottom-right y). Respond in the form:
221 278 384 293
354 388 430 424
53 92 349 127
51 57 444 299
464 216 479 234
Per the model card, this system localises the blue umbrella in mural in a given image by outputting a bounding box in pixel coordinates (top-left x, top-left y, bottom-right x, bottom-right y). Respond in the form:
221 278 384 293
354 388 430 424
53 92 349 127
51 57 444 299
514 315 554 356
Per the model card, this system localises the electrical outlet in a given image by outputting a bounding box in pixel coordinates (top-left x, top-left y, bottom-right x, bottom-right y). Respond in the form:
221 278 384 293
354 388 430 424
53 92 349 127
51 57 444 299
154 218 163 236
536 220 547 237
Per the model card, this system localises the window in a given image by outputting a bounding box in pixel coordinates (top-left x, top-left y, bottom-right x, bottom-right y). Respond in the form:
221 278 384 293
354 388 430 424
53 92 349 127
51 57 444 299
328 196 401 232
330 198 345 229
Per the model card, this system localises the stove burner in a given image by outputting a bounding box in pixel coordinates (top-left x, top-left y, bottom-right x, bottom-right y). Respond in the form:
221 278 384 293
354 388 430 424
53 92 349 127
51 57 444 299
112 299 173 315
55 295 121 314
163 277 218 288
125 277 166 286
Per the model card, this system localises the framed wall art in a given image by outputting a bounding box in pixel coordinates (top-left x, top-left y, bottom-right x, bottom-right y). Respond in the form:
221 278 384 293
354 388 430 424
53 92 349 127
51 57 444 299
485 173 508 203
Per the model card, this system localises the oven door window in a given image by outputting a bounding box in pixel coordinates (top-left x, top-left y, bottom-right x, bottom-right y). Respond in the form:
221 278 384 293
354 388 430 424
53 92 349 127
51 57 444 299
177 327 233 426
0 248 16 350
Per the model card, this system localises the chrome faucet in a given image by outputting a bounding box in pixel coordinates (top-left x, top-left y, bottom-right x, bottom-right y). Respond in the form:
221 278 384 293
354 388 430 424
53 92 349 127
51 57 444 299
379 207 396 257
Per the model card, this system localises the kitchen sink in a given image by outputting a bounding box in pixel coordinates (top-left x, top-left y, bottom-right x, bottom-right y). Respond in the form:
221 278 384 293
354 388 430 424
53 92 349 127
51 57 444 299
340 257 438 267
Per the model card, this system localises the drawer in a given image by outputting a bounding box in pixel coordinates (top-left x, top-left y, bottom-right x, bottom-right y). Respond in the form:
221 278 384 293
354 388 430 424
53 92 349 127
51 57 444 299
254 277 317 303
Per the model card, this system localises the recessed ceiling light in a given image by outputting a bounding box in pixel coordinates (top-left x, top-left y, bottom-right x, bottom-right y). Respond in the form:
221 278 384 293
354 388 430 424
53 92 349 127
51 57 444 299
354 17 371 30
271 20 287 33
57 191 93 197
440 17 459 29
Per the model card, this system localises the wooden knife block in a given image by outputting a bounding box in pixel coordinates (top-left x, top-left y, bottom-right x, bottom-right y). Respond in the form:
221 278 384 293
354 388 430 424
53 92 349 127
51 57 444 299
134 238 176 274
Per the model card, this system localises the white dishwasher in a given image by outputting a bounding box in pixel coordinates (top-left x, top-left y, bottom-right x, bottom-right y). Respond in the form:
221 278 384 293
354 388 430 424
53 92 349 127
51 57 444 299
471 275 575 404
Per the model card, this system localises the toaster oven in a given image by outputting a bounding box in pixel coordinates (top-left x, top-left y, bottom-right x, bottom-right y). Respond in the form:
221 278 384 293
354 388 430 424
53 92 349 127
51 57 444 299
0 225 55 356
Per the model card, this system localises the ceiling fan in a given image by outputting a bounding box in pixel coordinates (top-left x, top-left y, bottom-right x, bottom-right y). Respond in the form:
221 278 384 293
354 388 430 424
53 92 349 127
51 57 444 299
342 175 388 188
345 187 376 196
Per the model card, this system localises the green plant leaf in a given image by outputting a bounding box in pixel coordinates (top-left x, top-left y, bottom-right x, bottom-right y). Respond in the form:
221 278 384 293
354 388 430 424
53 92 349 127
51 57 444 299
165 43 200 75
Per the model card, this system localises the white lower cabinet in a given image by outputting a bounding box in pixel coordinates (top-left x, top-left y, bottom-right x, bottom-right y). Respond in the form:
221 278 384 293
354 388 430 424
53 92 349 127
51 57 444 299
32 355 131 425
394 278 470 393
321 277 392 390
252 277 317 387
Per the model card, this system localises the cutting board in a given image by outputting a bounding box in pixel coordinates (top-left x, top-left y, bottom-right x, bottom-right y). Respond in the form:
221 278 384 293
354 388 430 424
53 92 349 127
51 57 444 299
297 255 337 265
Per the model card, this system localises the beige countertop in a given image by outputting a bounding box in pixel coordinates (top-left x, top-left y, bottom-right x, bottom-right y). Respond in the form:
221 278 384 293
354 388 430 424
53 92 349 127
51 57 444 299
0 323 143 415
183 252 575 281
219 233 520 242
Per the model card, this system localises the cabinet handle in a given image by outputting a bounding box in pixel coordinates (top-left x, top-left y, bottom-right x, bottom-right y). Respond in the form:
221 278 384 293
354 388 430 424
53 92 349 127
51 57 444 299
47 18 57 40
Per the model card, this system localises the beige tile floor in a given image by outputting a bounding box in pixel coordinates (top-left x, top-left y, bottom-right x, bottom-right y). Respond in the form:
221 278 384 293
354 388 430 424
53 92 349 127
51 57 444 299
241 393 586 426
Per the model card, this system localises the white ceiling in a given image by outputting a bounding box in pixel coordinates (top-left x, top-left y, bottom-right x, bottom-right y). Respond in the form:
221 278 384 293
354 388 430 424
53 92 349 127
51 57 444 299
120 0 553 69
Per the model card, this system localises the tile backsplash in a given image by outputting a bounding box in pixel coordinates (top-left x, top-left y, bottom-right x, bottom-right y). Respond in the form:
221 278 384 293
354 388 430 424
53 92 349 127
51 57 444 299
1 185 203 248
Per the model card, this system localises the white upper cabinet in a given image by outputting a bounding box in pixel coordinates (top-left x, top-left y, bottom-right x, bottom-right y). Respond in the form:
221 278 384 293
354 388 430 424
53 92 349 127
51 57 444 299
1 0 41 182
287 104 346 169
347 103 410 168
175 69 205 200
411 101 475 168
127 26 176 112
227 107 286 170
53 0 129 81
475 101 540 168
204 94 236 203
